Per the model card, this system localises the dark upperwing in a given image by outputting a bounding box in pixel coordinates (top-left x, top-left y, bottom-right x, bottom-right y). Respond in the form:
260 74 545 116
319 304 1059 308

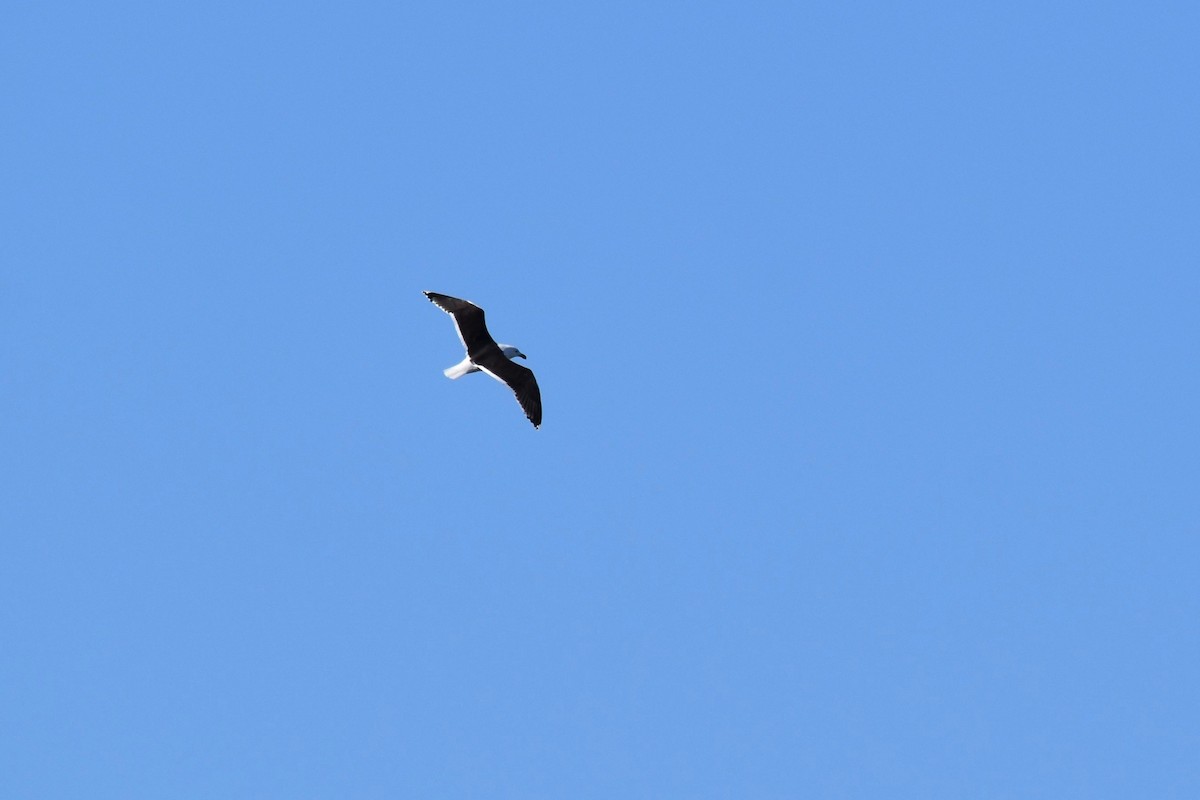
423 292 499 360
475 355 542 429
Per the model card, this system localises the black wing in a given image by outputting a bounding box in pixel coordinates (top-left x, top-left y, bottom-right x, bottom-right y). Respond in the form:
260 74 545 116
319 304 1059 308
475 355 542 429
423 291 498 359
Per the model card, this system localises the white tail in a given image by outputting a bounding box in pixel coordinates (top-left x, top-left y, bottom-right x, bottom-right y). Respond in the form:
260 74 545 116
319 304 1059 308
443 357 478 380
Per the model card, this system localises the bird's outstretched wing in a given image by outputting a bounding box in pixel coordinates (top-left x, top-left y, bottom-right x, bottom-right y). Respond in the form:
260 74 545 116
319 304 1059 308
423 291 498 359
476 356 542 429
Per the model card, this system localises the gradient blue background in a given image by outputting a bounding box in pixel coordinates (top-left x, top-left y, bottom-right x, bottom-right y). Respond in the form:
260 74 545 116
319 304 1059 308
3 2 1197 797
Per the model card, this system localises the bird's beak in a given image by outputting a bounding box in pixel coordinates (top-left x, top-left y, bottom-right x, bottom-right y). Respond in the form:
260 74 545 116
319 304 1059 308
517 353 527 359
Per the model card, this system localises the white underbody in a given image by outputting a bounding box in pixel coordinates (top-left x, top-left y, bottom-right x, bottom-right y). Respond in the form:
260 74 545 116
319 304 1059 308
443 356 480 379
443 345 523 381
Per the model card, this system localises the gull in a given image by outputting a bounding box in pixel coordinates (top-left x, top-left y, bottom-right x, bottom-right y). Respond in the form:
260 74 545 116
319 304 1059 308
423 291 542 429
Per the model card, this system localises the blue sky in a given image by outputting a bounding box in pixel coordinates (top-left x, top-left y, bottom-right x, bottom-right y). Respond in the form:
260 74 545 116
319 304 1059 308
2 1 1197 797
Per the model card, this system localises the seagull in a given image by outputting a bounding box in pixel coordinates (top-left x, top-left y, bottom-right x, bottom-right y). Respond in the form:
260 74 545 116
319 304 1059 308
423 291 542 429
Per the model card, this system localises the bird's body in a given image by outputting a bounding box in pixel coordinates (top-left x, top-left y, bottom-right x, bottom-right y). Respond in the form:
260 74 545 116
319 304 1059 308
442 344 524 380
423 291 542 428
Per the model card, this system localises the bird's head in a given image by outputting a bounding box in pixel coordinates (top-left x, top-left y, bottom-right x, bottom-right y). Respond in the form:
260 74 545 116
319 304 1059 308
499 344 527 360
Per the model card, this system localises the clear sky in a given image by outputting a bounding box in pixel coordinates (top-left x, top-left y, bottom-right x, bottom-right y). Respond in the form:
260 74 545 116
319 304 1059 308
3 1 1197 797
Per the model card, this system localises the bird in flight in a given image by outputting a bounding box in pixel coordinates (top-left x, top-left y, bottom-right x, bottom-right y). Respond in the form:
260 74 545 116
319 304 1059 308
423 291 542 429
